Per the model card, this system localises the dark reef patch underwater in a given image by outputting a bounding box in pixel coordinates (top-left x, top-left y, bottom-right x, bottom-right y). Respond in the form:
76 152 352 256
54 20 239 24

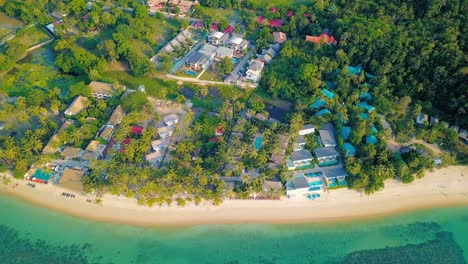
340 231 465 264
0 225 113 264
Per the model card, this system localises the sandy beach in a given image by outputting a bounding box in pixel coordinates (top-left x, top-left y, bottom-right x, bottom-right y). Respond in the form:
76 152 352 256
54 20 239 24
1 166 468 227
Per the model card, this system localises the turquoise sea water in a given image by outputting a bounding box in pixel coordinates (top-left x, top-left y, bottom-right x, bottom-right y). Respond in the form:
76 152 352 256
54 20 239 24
1 194 467 264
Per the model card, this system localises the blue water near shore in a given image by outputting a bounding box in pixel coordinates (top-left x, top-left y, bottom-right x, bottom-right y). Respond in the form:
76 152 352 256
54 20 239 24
0 194 467 264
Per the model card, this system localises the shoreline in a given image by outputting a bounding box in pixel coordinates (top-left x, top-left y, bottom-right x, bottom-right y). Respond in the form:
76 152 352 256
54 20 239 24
1 165 468 227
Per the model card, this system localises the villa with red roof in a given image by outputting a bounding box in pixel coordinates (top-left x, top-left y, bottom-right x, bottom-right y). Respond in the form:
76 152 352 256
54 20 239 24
268 19 283 27
131 126 144 135
305 33 337 45
286 10 294 18
224 25 235 34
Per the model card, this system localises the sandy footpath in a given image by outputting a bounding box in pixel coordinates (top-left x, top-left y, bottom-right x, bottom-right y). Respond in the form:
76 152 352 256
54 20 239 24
1 166 467 227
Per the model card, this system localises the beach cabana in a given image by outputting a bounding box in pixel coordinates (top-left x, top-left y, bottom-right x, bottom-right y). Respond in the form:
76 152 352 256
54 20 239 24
343 143 356 156
321 88 335 99
310 99 326 109
315 108 331 117
341 126 351 140
366 135 378 144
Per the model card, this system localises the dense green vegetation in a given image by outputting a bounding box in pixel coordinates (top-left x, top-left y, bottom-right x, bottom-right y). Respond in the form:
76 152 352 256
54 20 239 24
0 0 466 203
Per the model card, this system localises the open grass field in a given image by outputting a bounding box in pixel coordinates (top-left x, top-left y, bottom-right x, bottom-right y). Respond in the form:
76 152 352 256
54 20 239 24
195 6 241 23
129 39 154 58
103 71 180 99
0 12 23 38
14 26 50 47
199 68 222 82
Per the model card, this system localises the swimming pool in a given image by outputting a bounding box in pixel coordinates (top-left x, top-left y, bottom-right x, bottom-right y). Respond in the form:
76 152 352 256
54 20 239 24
231 57 240 64
306 172 322 178
187 70 198 77
308 181 323 187
253 137 263 150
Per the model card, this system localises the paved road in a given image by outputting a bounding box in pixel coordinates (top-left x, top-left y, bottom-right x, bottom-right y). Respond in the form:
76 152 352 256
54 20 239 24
228 45 255 82
163 74 258 88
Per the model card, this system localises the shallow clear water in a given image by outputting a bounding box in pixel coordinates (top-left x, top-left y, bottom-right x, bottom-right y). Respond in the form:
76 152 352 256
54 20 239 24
0 194 467 264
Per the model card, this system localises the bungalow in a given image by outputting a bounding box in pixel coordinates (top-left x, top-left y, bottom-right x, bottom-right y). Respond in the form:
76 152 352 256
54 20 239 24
429 116 439 126
208 31 225 45
42 120 73 154
145 151 164 165
57 168 85 192
314 147 339 165
215 46 234 59
319 123 337 147
415 114 428 126
215 126 225 136
294 135 306 151
287 149 314 170
322 166 348 183
199 43 217 56
158 126 174 139
273 32 287 44
186 51 212 71
228 36 249 52
305 33 337 45
89 81 125 99
246 60 264 82
64 96 89 116
299 124 315 135
286 176 310 198
263 179 283 194
459 129 468 143
163 114 179 126
60 146 84 159
449 125 460 133
85 140 106 159
151 139 168 152
107 105 124 126
98 125 114 141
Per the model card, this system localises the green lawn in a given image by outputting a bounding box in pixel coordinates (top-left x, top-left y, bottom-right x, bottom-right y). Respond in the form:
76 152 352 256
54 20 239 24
129 39 155 58
15 26 50 47
103 71 180 99
199 68 222 82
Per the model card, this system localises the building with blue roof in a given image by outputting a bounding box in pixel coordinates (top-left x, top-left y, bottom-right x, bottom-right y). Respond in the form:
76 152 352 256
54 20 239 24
309 99 326 109
371 125 378 134
347 65 363 75
359 92 372 101
315 108 331 117
366 135 378 144
357 102 375 112
360 113 369 120
365 72 375 78
325 81 336 89
341 126 351 140
343 143 356 156
321 88 335 99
